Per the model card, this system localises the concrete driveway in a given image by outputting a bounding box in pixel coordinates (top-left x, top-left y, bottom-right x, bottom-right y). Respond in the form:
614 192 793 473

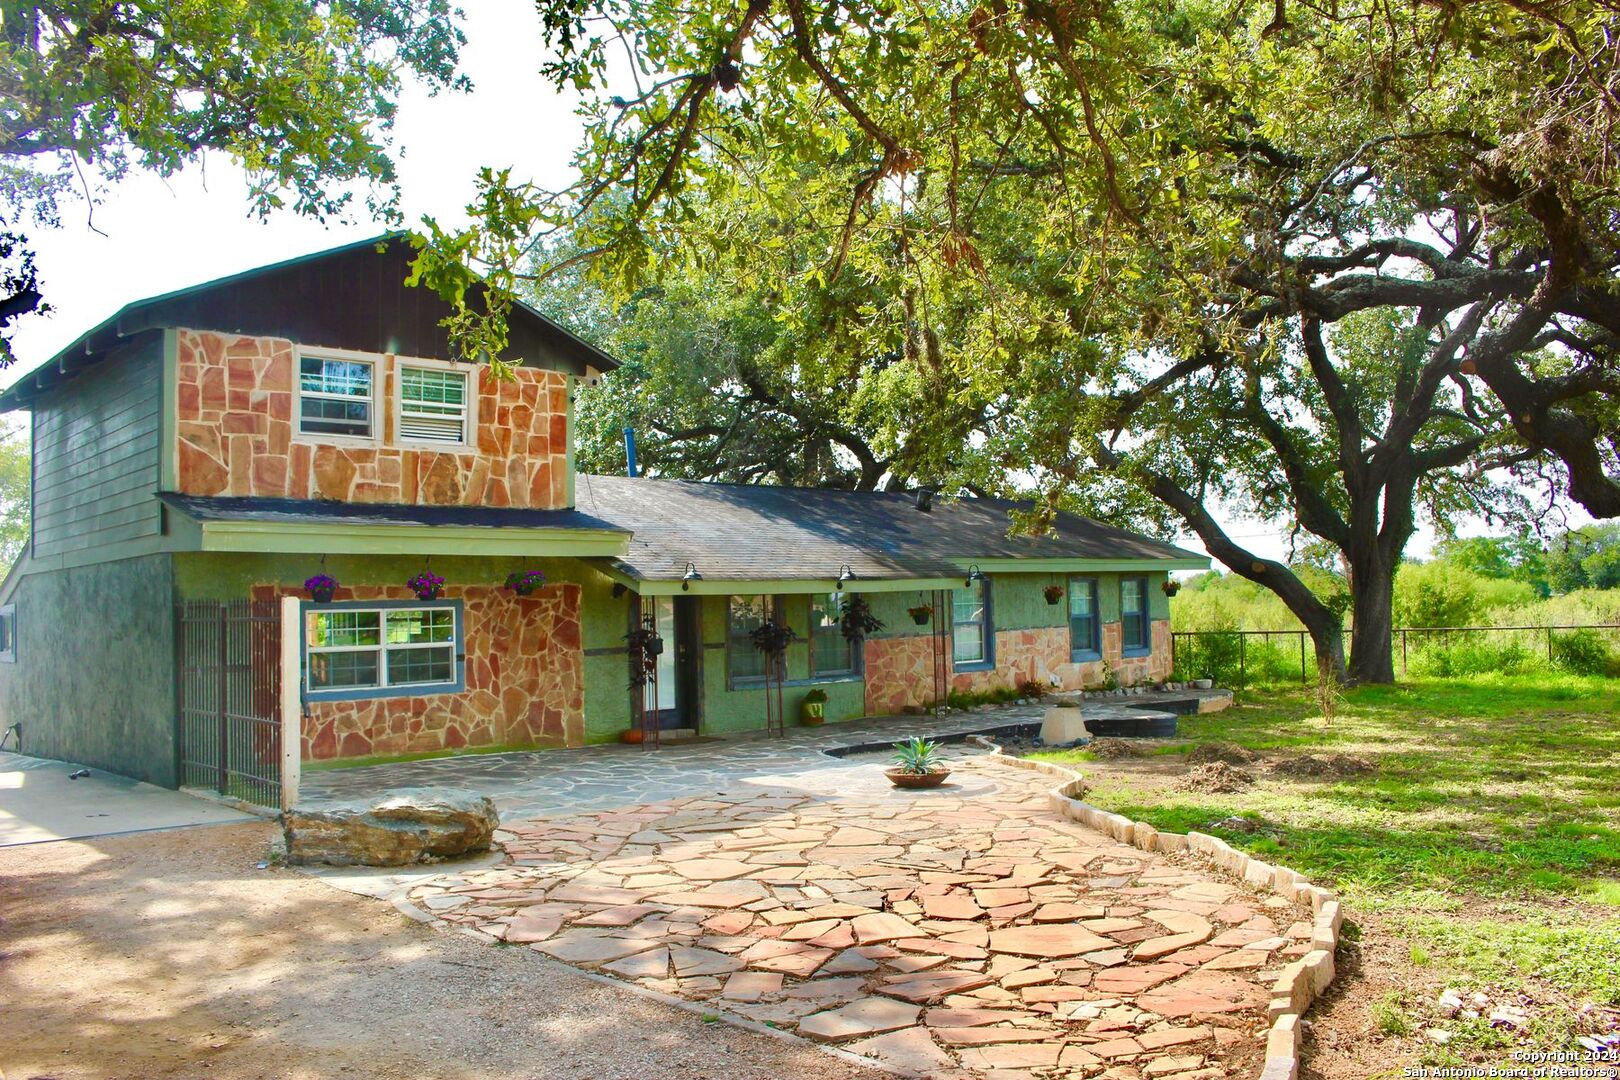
0 751 255 847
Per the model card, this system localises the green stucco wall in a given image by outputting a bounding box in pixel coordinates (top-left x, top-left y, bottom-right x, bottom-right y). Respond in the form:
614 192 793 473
688 571 1170 734
162 557 1174 752
0 554 178 785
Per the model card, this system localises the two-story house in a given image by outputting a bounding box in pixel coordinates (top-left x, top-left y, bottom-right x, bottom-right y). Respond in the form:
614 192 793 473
0 235 1205 797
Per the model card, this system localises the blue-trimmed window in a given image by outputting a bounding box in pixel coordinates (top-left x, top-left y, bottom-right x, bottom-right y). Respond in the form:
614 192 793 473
727 595 770 684
1068 577 1100 661
303 600 463 700
811 592 856 677
952 578 993 669
1121 576 1150 656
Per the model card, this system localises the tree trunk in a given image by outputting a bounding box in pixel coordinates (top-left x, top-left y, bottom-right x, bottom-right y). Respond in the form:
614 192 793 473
1297 601 1349 688
1346 555 1397 684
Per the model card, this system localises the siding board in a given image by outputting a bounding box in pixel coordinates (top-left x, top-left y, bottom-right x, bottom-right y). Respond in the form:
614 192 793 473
31 336 162 557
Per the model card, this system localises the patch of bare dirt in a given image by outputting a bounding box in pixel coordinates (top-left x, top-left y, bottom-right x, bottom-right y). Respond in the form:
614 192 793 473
0 822 886 1080
1187 740 1261 766
1270 753 1377 779
1174 761 1257 794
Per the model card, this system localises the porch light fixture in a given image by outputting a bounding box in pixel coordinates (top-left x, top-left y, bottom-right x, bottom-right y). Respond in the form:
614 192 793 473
837 565 856 590
964 565 985 588
681 562 702 591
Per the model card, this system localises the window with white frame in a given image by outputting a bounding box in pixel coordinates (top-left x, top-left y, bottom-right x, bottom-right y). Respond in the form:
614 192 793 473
304 603 461 698
298 354 375 438
952 578 991 666
398 364 472 446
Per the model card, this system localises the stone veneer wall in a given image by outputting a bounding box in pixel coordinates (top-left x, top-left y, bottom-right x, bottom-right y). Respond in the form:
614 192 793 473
251 583 585 760
862 619 1172 714
175 329 571 508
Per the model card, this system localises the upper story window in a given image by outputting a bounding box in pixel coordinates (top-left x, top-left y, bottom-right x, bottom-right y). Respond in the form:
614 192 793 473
1068 576 1100 661
811 592 856 677
952 578 992 668
397 363 473 447
299 353 375 439
304 601 462 700
1121 576 1150 655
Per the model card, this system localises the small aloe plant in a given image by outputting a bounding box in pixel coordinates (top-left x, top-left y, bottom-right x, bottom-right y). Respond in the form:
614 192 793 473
892 737 944 774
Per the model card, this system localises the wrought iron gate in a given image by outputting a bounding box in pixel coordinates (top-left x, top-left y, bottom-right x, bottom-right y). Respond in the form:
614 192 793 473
176 600 282 807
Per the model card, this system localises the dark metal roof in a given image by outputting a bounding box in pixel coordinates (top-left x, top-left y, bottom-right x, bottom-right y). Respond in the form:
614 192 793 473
0 233 619 411
161 492 629 534
574 474 1205 581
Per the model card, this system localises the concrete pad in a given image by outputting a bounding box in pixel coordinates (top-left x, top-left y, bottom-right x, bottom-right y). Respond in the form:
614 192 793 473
0 752 255 847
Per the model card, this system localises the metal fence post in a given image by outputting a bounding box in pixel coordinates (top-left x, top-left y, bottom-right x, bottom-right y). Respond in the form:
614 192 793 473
215 603 228 796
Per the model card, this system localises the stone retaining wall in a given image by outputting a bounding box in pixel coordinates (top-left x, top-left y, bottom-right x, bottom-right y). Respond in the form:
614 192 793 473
969 737 1340 1080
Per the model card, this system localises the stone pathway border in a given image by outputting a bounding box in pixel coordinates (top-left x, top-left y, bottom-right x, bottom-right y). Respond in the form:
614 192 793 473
967 736 1341 1080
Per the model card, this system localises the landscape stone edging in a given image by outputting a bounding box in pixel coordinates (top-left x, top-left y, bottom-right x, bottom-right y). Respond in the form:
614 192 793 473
966 735 1340 1080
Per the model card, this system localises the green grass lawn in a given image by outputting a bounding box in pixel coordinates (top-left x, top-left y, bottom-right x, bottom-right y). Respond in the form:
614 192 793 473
1032 674 1620 1074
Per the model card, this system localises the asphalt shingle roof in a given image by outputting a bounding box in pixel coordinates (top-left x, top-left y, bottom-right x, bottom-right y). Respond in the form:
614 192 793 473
573 474 1205 582
160 493 628 534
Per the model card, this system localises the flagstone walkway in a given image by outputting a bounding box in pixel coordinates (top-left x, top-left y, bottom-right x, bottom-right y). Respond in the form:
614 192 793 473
302 706 1049 820
403 756 1306 1079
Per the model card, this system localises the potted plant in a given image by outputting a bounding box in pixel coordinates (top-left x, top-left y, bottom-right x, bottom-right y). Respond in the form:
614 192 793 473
749 619 797 658
505 569 547 596
304 573 338 604
886 737 950 788
1162 579 1181 597
407 568 445 601
907 603 934 627
1043 584 1065 605
801 688 828 725
625 617 662 688
840 594 884 643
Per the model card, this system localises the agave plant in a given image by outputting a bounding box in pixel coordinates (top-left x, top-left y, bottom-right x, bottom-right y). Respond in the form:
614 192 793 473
892 737 944 775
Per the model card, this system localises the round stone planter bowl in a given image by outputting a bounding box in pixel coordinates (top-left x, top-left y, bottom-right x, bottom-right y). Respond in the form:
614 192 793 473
885 767 951 789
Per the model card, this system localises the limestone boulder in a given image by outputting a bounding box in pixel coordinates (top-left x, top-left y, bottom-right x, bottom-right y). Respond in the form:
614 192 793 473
284 788 499 867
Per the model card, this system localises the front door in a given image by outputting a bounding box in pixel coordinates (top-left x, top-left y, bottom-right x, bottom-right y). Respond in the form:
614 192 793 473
649 596 700 731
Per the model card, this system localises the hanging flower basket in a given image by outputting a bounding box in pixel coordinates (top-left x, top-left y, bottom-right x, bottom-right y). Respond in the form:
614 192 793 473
624 618 662 689
1162 579 1181 597
304 573 338 604
840 594 885 643
504 569 547 597
407 569 445 602
907 604 933 626
1043 584 1065 605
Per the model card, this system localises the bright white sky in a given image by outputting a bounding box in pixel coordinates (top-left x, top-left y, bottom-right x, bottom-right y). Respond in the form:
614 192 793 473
3 0 1548 565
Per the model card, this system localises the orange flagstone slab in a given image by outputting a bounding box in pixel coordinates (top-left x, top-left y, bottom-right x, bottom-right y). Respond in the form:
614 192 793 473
988 924 1115 958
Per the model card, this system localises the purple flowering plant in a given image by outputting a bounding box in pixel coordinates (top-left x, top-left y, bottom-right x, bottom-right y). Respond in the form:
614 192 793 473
504 569 547 596
407 569 445 601
305 573 339 602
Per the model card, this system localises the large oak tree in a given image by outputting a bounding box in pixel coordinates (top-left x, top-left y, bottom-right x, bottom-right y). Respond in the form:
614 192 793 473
414 0 1620 683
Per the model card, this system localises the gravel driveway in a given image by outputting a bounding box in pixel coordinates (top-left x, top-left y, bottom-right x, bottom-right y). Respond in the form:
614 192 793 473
0 821 888 1080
